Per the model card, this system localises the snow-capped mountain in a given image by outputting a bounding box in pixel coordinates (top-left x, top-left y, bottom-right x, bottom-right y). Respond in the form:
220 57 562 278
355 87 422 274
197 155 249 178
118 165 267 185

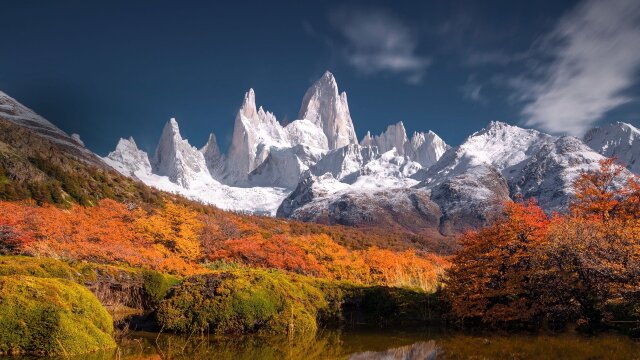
224 88 293 183
5 71 633 234
281 121 627 234
102 71 448 215
105 117 289 214
407 121 617 232
584 122 640 174
221 76 348 185
152 118 211 188
104 137 152 177
298 71 358 149
361 121 450 168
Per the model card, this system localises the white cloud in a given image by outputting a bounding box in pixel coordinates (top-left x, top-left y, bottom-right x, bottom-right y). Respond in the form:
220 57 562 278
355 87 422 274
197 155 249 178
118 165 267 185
461 75 486 103
516 0 640 136
330 8 431 84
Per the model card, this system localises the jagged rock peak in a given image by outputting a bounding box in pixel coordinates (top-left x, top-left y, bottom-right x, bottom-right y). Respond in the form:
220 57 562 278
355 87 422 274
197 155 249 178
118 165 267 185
364 121 409 155
201 132 226 179
239 88 258 119
361 122 448 168
104 136 152 177
153 118 210 188
202 133 221 158
299 71 358 149
118 136 138 149
361 131 373 146
407 130 450 168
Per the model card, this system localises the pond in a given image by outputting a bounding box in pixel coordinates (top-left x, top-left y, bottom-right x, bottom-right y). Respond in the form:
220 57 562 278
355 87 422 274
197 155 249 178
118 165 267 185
18 328 640 359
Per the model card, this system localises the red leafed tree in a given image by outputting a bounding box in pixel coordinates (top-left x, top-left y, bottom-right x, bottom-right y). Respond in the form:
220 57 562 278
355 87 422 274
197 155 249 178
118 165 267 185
443 199 550 325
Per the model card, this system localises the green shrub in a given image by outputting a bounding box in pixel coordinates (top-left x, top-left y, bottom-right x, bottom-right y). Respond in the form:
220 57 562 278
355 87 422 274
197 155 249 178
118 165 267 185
157 269 326 337
0 256 80 280
157 269 438 337
142 269 181 305
0 276 115 355
0 256 180 314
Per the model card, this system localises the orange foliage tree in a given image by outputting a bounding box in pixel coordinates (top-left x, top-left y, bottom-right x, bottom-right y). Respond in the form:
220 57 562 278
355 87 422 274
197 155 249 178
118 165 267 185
136 201 203 261
0 199 202 274
444 158 640 328
207 233 448 291
443 199 550 325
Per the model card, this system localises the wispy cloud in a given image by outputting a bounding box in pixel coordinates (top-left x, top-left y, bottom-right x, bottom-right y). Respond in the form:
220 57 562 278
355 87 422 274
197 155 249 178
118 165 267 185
464 50 530 67
329 7 431 84
461 75 486 104
515 0 640 136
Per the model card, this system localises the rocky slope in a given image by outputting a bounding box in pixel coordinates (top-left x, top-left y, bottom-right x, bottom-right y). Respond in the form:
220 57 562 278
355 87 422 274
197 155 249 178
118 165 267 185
0 91 104 167
584 122 640 174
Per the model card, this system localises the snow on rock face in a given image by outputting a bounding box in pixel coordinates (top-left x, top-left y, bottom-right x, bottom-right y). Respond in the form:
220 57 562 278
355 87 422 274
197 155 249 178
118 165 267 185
512 136 607 210
152 118 211 188
226 89 289 183
224 89 331 186
103 137 152 177
362 122 450 168
276 172 447 244
248 145 325 189
584 122 640 174
429 164 510 234
421 121 555 183
277 144 424 222
0 90 103 166
362 122 409 155
284 119 329 150
201 133 226 179
407 130 450 168
298 71 358 149
310 144 379 182
356 150 422 187
420 121 613 212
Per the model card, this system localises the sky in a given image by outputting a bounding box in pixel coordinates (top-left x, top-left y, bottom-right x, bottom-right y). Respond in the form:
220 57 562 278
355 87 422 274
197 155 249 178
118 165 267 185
1 0 640 155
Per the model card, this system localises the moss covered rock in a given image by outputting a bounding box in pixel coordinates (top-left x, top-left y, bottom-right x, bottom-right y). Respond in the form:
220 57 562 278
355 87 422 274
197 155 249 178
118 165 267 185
0 256 80 280
0 256 180 315
157 270 327 337
0 275 116 356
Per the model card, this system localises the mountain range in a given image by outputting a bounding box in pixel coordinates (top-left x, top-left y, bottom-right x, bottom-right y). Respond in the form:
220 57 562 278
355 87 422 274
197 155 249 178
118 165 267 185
2 72 639 235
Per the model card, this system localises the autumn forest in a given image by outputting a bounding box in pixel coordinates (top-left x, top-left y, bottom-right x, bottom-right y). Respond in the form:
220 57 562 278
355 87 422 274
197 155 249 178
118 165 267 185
1 156 639 356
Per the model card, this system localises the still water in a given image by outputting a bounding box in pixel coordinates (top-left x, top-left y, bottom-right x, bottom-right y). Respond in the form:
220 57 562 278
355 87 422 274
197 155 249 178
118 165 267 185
19 328 640 359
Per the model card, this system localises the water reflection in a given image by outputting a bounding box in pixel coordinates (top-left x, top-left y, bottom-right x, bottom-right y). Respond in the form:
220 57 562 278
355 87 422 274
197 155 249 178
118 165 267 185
12 328 640 359
349 341 439 360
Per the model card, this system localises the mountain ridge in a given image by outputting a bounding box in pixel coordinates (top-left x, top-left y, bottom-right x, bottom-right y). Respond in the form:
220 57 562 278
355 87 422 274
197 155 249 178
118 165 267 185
1 73 638 236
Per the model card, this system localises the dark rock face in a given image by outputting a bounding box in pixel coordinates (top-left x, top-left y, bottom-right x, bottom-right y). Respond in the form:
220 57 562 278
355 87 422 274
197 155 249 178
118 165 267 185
279 180 443 232
276 172 318 218
279 163 511 238
428 165 510 235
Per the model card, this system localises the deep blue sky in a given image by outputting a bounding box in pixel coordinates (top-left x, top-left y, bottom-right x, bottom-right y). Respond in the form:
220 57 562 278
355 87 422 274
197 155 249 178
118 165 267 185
2 0 639 155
